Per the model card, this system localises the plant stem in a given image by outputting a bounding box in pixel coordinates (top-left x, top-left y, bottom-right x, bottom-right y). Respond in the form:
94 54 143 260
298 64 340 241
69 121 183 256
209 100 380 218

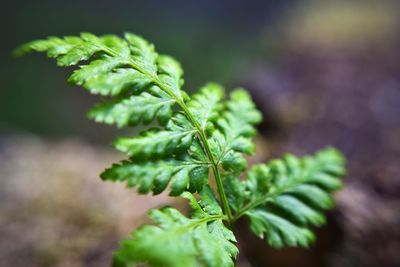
152 75 233 223
178 102 233 223
103 46 233 223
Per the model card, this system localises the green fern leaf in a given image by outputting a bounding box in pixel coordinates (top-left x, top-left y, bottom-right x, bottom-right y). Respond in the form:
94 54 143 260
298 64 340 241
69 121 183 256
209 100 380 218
113 189 238 267
229 148 345 248
123 32 158 74
77 68 152 96
223 173 248 212
87 87 175 127
114 114 196 158
187 83 224 131
101 142 210 195
247 209 315 247
210 89 262 172
156 55 186 101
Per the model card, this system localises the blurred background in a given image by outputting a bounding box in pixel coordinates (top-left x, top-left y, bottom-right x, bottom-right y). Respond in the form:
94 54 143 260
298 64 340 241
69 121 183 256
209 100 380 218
1 0 399 266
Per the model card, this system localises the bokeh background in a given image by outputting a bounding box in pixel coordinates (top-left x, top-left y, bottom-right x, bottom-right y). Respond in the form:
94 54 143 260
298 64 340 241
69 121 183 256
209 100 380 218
1 1 399 266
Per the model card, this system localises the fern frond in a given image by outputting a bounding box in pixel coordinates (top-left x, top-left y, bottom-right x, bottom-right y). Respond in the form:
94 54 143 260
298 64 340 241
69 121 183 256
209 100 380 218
88 87 175 127
18 31 347 266
18 33 200 194
113 188 238 267
229 148 345 248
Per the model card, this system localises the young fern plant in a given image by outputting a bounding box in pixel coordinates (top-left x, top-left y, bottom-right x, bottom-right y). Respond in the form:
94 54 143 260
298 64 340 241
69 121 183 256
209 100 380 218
17 32 346 267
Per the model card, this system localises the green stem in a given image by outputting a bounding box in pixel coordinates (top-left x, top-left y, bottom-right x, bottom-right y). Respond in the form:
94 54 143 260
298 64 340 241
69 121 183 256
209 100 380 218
179 102 233 223
103 46 233 223
232 199 269 222
154 86 234 223
232 185 298 222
